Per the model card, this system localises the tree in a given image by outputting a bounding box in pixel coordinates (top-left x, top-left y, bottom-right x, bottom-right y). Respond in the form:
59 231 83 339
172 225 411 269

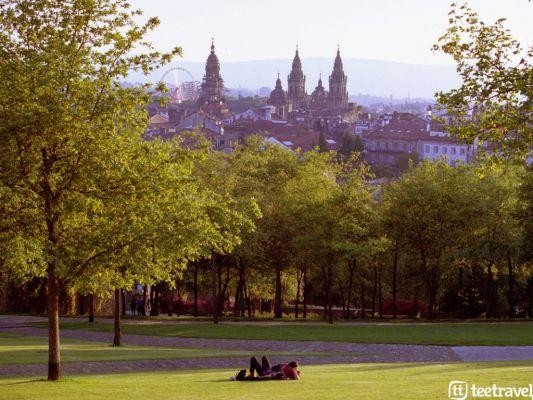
433 1 532 159
318 132 328 153
382 161 480 318
228 136 298 318
287 153 379 323
463 163 523 317
338 133 364 159
0 0 180 380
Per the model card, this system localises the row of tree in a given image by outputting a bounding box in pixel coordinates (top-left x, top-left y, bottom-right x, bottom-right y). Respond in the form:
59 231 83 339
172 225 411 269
150 150 532 324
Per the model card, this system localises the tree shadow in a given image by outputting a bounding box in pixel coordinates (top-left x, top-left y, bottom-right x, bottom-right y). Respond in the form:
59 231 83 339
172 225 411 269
0 378 47 386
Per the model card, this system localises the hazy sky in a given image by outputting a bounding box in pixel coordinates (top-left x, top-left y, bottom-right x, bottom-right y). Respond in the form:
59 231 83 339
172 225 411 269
131 0 532 65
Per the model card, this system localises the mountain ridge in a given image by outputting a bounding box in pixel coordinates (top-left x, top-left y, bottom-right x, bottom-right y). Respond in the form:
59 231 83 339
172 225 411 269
128 57 461 99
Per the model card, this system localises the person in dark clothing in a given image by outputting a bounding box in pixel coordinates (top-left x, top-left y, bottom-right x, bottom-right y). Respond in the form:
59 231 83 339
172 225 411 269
232 356 301 381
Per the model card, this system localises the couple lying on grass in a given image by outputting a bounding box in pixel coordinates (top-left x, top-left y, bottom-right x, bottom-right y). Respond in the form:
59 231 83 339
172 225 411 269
232 356 301 381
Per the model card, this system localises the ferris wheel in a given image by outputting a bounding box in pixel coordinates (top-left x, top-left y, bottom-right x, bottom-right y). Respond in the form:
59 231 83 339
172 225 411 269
159 67 199 103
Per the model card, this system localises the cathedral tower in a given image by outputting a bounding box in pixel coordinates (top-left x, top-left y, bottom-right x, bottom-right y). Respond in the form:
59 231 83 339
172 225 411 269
327 47 348 109
310 74 328 109
287 47 307 111
199 39 224 106
268 73 288 117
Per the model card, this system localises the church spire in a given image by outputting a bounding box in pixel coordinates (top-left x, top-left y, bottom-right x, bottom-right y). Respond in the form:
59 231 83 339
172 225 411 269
288 46 306 111
328 46 348 109
199 39 224 106
275 72 282 89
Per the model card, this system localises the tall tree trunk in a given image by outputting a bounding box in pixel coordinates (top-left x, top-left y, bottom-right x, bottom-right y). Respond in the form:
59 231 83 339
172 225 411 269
528 277 533 319
150 284 159 316
47 260 61 380
459 266 464 319
149 285 155 316
303 267 308 319
142 285 148 316
234 267 244 317
371 265 377 319
322 266 333 324
274 266 282 318
486 262 494 318
392 241 399 319
378 268 383 319
88 293 95 323
113 288 121 346
507 254 515 319
167 286 173 317
121 289 126 317
346 260 355 320
211 258 218 324
295 269 302 319
78 294 85 315
193 263 199 317
42 146 61 381
243 278 252 319
360 285 365 319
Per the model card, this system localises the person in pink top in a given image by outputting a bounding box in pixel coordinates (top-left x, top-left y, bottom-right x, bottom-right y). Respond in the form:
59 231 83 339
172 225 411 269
232 356 301 381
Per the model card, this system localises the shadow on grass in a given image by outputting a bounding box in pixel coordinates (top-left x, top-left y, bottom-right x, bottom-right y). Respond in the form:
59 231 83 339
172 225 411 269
0 378 47 386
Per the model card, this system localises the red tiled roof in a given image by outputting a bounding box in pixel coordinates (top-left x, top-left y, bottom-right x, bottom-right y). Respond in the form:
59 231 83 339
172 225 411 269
226 120 316 137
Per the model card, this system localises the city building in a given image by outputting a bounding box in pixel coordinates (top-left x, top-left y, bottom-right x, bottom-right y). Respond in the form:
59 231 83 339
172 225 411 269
363 112 475 165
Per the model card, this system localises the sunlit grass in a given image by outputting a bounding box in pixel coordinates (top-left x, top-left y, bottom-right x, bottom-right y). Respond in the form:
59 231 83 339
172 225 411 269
2 361 533 400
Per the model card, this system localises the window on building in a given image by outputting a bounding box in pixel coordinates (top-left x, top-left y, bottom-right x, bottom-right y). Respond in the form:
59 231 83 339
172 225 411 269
433 145 439 153
385 142 390 149
403 143 407 151
394 142 399 149
451 147 456 155
442 147 447 154
460 148 465 155
425 145 430 153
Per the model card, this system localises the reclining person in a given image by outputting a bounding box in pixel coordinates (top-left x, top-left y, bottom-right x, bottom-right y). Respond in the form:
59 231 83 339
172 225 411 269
232 356 301 381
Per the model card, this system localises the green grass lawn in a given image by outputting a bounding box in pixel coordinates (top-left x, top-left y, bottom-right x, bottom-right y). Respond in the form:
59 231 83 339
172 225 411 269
44 321 533 346
0 333 254 364
2 361 533 400
0 333 344 365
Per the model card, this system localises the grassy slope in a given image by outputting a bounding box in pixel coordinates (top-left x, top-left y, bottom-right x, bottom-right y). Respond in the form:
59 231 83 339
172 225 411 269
48 321 533 346
0 333 343 365
0 333 252 364
2 362 533 400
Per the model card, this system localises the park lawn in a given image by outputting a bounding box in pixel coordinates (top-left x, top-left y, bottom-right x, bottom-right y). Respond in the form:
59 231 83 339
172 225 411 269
0 333 344 365
0 333 257 365
45 321 533 346
2 361 533 400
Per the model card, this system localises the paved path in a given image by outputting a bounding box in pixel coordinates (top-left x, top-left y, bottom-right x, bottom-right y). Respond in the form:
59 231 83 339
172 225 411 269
452 346 533 362
0 315 532 377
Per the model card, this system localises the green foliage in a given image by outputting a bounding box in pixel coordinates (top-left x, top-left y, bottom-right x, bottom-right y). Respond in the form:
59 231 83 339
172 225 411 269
338 133 364 159
433 1 532 159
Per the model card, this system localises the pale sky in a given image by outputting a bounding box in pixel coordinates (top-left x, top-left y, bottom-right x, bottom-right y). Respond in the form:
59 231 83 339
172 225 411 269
130 0 532 65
